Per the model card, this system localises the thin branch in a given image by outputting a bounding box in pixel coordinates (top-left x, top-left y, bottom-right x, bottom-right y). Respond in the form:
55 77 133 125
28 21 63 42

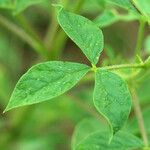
47 0 85 59
15 14 42 43
131 88 149 147
134 19 146 57
102 62 145 70
44 0 70 49
0 14 49 58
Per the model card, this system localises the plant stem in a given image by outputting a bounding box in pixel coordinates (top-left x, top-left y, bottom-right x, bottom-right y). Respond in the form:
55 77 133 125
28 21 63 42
135 19 146 57
0 14 49 58
102 62 145 70
15 14 42 42
80 60 149 85
44 6 58 48
131 88 149 147
44 0 69 50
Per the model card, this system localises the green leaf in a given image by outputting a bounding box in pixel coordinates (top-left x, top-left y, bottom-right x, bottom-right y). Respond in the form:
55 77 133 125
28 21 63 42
5 61 90 112
107 0 136 12
133 0 150 21
75 131 143 150
71 118 108 149
94 10 140 28
93 69 132 136
94 10 119 28
57 7 104 65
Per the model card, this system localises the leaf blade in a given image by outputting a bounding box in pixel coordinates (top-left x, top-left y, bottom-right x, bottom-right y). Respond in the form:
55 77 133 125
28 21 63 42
133 0 150 21
72 118 109 149
57 7 104 65
93 69 132 136
5 61 90 112
107 0 137 12
75 131 143 150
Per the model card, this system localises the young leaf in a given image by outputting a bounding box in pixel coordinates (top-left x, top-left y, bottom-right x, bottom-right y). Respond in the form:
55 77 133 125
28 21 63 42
57 7 104 65
4 61 90 112
75 131 143 150
71 118 108 149
93 69 132 136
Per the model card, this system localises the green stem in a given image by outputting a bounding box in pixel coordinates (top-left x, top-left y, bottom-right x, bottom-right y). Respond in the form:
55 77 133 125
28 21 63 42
131 88 149 147
80 63 146 85
44 6 58 48
81 60 149 85
44 0 69 50
135 19 146 57
0 14 48 58
102 62 145 70
15 14 42 42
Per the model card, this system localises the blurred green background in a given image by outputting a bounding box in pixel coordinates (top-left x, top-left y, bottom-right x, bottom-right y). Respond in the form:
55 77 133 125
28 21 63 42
0 0 150 150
